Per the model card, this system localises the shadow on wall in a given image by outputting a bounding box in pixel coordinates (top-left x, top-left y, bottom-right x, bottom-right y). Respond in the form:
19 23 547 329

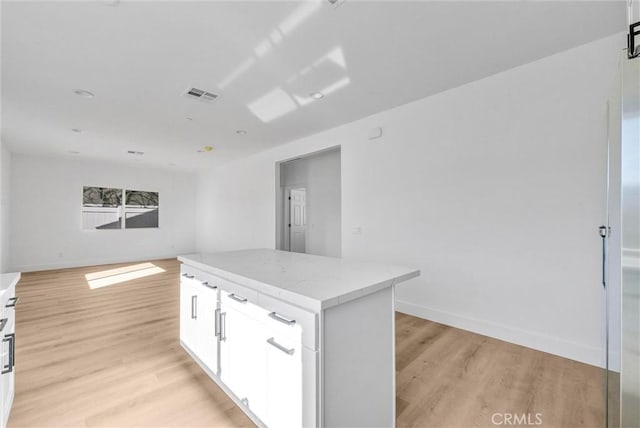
97 209 159 229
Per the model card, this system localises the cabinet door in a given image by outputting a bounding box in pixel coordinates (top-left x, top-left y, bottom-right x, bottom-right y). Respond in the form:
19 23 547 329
0 342 6 428
264 328 302 428
0 333 14 428
179 282 198 352
220 305 267 422
197 285 218 373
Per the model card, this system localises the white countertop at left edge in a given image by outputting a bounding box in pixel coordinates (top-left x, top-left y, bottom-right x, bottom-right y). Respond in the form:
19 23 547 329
178 249 420 312
1 273 20 290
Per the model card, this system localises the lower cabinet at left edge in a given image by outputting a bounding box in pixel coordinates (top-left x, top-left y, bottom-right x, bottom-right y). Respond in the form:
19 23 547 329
1 275 18 428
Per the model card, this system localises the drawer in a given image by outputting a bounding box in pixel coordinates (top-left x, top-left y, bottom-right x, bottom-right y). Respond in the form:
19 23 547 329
217 277 259 307
180 266 218 291
258 293 317 351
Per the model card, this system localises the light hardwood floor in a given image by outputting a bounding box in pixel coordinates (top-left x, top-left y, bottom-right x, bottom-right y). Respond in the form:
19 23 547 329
8 259 604 428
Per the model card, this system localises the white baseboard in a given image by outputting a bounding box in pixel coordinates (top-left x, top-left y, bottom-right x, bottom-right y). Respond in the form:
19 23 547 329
10 251 191 273
396 299 607 369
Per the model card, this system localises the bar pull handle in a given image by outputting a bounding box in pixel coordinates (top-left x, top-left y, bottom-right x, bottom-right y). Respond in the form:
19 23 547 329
201 281 217 290
220 312 227 341
215 308 221 338
0 319 7 333
182 274 194 279
228 293 247 303
5 297 19 308
599 225 609 289
268 312 296 326
2 334 14 374
191 295 197 319
266 337 295 355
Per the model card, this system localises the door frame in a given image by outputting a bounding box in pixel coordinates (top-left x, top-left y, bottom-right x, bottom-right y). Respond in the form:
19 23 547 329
275 145 341 253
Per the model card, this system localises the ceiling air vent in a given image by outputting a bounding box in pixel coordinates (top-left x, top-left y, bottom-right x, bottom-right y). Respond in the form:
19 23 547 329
183 87 219 103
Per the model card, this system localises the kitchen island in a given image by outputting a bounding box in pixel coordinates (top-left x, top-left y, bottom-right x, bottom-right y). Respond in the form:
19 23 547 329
178 249 419 428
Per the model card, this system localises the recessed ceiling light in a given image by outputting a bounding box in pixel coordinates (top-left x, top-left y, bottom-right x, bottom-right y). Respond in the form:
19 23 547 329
73 89 95 98
71 128 82 133
169 163 177 167
310 91 324 100
236 130 247 135
186 117 193 121
68 150 80 155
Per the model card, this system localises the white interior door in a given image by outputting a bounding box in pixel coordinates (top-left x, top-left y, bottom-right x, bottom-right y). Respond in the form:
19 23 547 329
289 188 306 254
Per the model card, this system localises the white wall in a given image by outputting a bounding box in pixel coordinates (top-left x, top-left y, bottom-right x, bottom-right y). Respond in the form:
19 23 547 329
196 34 624 367
10 154 198 272
279 149 341 257
0 142 10 273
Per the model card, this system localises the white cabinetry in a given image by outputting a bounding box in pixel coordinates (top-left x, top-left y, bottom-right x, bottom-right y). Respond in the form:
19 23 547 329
179 269 219 374
178 250 419 428
264 322 302 428
219 294 267 420
0 273 20 428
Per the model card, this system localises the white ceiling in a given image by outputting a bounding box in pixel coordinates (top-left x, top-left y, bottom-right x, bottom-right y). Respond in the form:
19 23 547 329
1 1 625 171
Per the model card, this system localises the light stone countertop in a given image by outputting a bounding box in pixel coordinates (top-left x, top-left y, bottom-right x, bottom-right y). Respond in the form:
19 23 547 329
178 249 419 312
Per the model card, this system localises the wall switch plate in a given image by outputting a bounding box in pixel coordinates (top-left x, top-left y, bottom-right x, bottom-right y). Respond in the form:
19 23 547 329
368 127 382 140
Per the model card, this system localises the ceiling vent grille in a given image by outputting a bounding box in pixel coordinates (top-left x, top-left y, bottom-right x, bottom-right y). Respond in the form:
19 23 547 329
183 87 219 103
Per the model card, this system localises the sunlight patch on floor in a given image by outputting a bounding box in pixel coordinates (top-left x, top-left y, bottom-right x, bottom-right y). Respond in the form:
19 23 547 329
86 262 166 289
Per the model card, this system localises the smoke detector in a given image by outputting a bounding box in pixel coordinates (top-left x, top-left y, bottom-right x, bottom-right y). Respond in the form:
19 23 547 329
183 87 220 103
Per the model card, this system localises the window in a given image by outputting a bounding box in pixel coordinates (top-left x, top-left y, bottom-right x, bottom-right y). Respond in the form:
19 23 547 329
82 186 159 230
125 190 159 228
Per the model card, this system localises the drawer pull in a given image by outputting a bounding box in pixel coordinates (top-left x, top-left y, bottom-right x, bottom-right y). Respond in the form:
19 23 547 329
0 319 6 333
220 312 227 341
2 334 14 374
228 293 247 303
201 281 217 289
267 337 295 355
5 297 19 308
215 308 221 337
268 312 296 326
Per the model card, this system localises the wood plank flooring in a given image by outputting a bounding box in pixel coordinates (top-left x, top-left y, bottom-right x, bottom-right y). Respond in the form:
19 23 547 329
8 258 604 428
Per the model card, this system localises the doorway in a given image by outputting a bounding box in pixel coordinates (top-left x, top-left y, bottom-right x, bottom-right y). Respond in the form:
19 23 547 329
276 147 341 257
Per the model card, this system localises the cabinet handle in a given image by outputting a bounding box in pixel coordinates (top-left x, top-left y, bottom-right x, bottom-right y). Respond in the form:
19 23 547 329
5 297 19 308
191 295 197 319
182 274 194 279
267 337 295 355
0 319 6 333
268 312 296 326
201 281 217 290
228 293 247 303
215 308 221 337
220 312 227 341
2 334 14 374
